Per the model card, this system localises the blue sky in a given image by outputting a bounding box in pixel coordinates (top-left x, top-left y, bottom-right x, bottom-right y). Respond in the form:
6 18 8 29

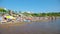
0 0 60 13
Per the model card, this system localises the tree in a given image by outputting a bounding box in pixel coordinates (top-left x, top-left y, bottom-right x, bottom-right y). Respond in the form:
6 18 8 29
0 8 8 14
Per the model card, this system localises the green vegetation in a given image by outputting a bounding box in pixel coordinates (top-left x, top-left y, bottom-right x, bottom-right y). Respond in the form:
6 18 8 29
0 8 60 17
0 8 7 14
31 12 60 17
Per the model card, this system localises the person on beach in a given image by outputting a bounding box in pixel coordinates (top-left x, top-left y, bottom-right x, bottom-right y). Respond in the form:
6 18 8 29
16 15 22 22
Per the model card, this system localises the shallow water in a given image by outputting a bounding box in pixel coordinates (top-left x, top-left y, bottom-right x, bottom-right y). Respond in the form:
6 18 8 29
0 19 60 34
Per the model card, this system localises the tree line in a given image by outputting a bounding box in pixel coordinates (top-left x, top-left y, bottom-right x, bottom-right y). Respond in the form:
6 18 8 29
0 8 60 17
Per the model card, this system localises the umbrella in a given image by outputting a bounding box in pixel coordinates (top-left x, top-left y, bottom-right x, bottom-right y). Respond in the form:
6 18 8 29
6 16 15 19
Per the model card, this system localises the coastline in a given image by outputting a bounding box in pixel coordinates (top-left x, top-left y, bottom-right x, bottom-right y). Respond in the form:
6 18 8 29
0 17 59 28
0 16 60 24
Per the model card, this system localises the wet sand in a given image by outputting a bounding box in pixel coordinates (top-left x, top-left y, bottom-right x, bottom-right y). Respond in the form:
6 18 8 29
0 19 60 34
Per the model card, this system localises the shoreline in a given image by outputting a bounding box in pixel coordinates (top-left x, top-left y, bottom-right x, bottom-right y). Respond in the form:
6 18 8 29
0 16 60 24
0 18 59 28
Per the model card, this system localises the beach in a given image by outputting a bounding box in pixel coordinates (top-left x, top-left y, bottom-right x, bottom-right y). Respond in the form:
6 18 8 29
0 18 60 34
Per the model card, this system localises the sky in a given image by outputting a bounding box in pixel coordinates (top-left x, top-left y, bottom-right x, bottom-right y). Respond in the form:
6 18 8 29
0 0 60 13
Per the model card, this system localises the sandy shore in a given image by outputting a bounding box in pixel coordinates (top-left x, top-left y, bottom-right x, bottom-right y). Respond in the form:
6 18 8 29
0 19 60 34
0 19 50 28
